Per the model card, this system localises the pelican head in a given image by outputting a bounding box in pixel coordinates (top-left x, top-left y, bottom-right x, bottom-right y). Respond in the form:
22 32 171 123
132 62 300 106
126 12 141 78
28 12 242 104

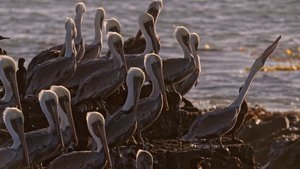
175 26 191 55
65 17 77 39
136 149 153 169
144 53 169 111
75 2 86 14
139 13 158 54
123 67 145 111
190 32 200 70
252 35 281 71
107 32 126 70
105 18 121 34
0 55 21 110
147 0 163 22
39 90 65 150
95 7 105 30
3 107 29 167
50 85 78 145
86 112 112 169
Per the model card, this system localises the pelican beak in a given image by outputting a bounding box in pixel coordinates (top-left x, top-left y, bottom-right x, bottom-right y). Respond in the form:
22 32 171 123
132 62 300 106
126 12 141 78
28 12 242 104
260 35 281 64
100 16 104 30
114 41 127 71
46 100 65 150
11 117 30 168
62 96 78 145
96 123 112 169
182 35 191 53
145 21 158 54
5 66 21 110
152 62 169 111
133 76 144 111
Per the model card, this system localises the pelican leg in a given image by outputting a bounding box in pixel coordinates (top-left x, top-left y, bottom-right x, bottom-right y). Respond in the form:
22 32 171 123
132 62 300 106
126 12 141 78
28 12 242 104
231 133 244 143
137 131 145 144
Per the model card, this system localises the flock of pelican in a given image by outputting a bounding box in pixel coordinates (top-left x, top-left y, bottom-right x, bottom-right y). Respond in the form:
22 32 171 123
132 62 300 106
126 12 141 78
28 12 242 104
0 0 281 168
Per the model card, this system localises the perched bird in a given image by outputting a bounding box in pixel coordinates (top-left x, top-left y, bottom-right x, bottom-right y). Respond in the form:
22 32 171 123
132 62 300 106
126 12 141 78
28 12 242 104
105 67 145 147
134 53 168 143
0 55 22 128
0 107 30 169
124 0 163 54
27 2 86 71
175 32 201 95
136 149 153 169
182 36 281 148
72 32 127 105
16 58 27 98
5 90 65 166
24 18 77 96
50 85 78 149
80 7 105 61
47 112 112 169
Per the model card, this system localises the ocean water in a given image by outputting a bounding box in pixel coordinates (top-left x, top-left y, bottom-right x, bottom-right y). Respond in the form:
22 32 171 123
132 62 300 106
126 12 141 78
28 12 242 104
0 0 299 112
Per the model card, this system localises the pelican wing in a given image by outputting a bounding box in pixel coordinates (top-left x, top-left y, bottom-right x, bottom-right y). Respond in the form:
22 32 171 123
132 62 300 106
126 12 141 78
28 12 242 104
81 43 101 61
136 96 162 131
162 58 195 84
64 57 113 88
73 67 126 104
0 148 22 169
175 69 199 95
27 49 61 72
47 151 105 169
187 107 238 138
25 56 76 95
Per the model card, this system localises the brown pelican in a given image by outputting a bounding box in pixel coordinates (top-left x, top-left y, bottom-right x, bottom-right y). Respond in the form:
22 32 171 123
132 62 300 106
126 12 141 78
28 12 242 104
105 67 145 147
16 58 27 97
226 85 248 142
27 2 86 71
72 32 127 105
50 85 78 148
106 12 158 58
0 55 22 128
47 112 112 169
24 17 77 96
0 107 30 169
6 90 65 166
136 149 153 169
127 26 195 96
124 0 163 54
134 53 168 143
80 7 105 62
182 36 281 148
175 32 201 95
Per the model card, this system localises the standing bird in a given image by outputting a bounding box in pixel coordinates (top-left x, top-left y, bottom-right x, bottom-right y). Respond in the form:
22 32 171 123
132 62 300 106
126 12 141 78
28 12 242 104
24 18 77 96
182 36 281 148
136 149 153 169
50 85 78 149
80 7 105 62
0 55 22 128
27 2 86 71
16 58 27 98
124 0 163 54
175 32 201 95
5 90 65 166
105 67 145 147
134 53 168 143
0 107 30 169
226 85 248 142
47 112 112 169
72 32 127 105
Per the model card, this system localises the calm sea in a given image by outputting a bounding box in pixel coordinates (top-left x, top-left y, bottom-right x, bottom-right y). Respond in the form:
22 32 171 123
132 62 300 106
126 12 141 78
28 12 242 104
0 0 300 112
